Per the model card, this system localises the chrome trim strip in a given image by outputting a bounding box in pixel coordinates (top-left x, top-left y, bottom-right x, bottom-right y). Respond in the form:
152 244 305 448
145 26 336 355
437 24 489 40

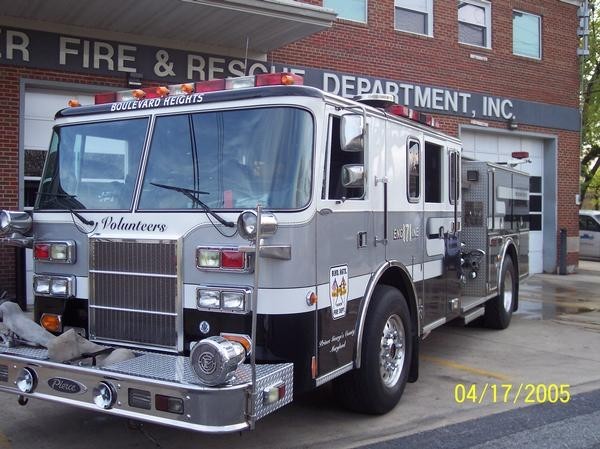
88 270 177 279
315 362 353 387
462 307 485 324
176 236 184 353
355 260 420 369
461 293 496 313
88 339 179 353
88 305 177 316
422 317 446 335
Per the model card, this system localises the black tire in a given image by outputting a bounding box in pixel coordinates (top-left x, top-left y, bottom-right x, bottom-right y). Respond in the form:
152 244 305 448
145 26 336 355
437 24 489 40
333 285 412 414
484 257 517 329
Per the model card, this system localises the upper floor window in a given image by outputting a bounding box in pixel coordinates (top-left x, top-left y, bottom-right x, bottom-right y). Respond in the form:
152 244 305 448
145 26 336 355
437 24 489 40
458 0 491 48
513 10 541 59
395 0 433 36
324 0 367 23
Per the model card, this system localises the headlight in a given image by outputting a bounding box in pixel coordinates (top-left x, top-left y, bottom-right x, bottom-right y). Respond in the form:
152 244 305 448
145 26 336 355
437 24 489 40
236 210 278 241
196 287 250 313
0 210 32 236
93 382 116 409
16 368 37 393
222 290 245 311
33 275 76 298
33 276 51 295
197 289 221 309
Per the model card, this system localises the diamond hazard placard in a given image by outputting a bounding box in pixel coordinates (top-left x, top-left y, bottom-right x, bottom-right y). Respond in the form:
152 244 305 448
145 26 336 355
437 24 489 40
329 265 348 320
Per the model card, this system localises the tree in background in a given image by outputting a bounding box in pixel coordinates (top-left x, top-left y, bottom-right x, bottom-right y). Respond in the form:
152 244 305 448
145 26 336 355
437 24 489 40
581 0 600 208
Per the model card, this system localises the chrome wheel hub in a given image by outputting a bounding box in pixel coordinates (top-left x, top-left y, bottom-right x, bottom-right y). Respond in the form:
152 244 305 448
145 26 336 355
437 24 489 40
503 270 514 312
379 314 405 388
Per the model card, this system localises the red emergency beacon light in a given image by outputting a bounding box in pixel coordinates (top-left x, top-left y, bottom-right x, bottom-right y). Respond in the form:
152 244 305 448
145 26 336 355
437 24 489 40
387 104 440 128
511 151 529 159
92 73 304 105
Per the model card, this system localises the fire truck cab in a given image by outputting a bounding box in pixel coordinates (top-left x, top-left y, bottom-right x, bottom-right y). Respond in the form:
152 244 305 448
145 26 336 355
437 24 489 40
0 73 528 432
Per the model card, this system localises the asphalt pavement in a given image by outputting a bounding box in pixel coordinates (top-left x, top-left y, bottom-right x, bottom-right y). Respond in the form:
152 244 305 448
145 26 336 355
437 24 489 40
0 262 599 448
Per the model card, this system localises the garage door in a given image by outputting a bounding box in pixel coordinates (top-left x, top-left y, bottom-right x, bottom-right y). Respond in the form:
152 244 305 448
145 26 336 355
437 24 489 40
23 87 95 305
461 131 545 274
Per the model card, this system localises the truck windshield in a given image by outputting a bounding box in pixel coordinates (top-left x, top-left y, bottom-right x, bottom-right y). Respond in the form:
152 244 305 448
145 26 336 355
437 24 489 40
138 107 313 210
36 118 149 210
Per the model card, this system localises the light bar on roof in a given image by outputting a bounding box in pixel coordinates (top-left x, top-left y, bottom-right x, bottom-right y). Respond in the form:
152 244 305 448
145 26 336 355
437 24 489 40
91 72 304 105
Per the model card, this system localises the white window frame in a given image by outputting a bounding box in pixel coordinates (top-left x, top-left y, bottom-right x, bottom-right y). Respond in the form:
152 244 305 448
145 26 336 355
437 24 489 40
512 9 542 60
323 0 368 24
394 0 434 37
458 0 492 49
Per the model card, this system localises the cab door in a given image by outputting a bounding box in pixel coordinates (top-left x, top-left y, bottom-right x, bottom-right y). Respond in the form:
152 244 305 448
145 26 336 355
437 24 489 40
314 108 384 380
422 139 459 325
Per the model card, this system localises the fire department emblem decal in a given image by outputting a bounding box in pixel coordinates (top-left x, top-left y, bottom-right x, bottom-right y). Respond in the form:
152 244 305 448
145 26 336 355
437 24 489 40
329 265 349 320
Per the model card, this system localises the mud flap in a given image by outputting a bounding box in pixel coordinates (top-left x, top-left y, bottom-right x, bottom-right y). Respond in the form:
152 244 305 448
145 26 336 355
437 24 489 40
408 336 419 383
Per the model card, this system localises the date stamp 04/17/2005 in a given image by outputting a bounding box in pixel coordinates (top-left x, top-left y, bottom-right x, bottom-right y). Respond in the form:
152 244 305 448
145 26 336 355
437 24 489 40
454 383 571 405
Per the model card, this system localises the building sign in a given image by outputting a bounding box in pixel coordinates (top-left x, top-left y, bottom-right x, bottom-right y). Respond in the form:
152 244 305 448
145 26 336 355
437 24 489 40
0 26 580 131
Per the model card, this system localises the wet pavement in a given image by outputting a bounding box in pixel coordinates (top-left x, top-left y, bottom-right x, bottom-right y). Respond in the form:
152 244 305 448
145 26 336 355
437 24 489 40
517 260 600 332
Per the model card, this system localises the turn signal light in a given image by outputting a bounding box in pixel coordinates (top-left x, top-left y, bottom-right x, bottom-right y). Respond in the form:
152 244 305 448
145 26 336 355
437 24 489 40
33 241 76 263
196 247 248 271
40 313 62 333
221 250 245 269
221 333 252 354
34 243 50 260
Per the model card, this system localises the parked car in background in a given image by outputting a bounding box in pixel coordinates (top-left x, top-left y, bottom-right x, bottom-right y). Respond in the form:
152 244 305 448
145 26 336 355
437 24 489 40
579 210 600 259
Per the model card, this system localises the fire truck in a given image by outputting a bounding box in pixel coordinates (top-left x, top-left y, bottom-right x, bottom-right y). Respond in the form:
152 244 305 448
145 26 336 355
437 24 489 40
0 73 529 433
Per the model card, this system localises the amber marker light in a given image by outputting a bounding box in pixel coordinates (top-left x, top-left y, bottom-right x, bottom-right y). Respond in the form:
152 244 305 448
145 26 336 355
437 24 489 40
68 99 81 107
156 86 170 97
221 333 252 354
132 89 146 100
40 313 62 333
181 83 194 94
306 291 318 306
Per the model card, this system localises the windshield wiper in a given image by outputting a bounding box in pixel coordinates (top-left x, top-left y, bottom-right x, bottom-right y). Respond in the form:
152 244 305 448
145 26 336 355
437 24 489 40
36 192 95 226
150 182 235 228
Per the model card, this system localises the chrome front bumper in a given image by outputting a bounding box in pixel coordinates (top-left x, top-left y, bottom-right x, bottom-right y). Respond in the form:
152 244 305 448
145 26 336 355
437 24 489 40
0 346 293 433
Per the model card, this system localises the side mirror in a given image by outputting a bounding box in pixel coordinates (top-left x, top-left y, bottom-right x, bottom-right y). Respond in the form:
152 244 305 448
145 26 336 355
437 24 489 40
340 115 364 152
341 164 365 188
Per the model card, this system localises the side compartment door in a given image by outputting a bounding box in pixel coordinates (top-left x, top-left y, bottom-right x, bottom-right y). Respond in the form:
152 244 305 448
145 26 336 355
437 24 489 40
314 109 383 380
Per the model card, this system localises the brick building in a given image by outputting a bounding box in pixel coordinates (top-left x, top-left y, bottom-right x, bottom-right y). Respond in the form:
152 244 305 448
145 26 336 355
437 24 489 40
0 0 583 304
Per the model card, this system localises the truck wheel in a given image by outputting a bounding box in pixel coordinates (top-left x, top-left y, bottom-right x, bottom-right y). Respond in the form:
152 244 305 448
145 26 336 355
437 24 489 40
334 285 412 414
484 257 516 329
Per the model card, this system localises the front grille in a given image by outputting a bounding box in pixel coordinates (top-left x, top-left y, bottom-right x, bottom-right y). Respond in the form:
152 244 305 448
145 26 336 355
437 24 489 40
89 238 179 351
